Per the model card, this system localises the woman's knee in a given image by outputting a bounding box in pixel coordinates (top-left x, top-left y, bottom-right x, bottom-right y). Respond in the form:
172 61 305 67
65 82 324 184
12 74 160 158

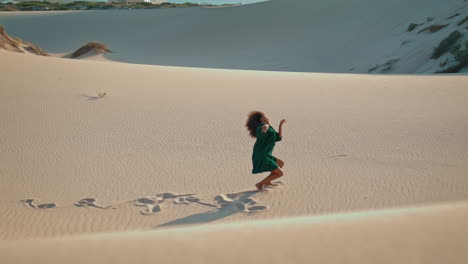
273 168 284 177
276 158 285 168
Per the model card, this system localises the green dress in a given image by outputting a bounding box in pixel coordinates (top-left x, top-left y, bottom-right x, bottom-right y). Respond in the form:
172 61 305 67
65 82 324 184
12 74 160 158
252 123 282 174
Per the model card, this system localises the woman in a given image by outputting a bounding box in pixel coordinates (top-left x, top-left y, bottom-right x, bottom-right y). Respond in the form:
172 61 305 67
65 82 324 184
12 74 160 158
245 111 286 191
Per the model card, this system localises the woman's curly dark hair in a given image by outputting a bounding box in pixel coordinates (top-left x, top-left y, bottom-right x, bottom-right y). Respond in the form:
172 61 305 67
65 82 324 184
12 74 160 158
245 111 265 138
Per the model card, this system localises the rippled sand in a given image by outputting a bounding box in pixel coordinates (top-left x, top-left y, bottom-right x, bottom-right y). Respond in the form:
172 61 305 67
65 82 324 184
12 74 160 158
1 0 468 262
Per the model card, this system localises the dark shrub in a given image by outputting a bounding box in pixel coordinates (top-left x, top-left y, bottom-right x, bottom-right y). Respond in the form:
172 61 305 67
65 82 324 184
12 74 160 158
436 50 468 73
407 23 420 32
431 31 463 59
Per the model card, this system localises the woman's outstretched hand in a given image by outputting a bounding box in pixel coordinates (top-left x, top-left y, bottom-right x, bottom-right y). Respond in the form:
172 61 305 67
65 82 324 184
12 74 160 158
279 119 286 126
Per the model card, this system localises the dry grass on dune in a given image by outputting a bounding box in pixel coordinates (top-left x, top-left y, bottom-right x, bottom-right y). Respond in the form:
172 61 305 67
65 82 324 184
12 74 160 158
457 16 468 26
418 24 449 33
0 25 48 56
71 42 111 58
0 26 110 59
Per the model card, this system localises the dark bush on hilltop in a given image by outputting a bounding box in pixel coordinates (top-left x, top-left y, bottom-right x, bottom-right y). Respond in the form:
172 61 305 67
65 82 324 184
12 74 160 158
64 2 113 10
158 2 199 8
449 43 462 55
407 23 420 32
133 2 156 9
453 47 468 62
13 1 66 10
0 6 19 11
16 1 47 7
436 50 468 73
15 1 46 10
431 30 462 59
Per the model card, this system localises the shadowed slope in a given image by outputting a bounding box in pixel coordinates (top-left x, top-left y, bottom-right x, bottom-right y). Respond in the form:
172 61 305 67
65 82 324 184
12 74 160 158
1 0 467 72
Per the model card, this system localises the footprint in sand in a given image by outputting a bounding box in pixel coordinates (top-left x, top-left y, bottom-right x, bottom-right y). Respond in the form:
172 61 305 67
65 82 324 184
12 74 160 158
174 196 198 204
156 193 189 200
74 198 114 209
21 189 272 215
133 193 199 215
22 199 56 209
174 195 219 208
213 191 269 213
134 197 161 215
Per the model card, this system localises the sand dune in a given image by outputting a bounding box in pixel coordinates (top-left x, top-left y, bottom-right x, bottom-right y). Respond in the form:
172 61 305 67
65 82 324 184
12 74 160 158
1 49 468 241
1 1 468 262
1 0 467 73
1 201 468 264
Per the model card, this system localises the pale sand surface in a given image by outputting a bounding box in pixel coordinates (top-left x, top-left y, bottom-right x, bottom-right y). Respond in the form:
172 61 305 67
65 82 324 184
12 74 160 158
1 50 468 245
1 201 468 264
2 1 468 261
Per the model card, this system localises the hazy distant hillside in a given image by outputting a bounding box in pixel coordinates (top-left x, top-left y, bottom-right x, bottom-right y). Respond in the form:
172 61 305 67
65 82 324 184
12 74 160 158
0 0 466 73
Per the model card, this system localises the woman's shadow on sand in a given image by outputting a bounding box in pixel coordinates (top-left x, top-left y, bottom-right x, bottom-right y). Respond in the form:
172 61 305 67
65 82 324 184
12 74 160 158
155 190 268 229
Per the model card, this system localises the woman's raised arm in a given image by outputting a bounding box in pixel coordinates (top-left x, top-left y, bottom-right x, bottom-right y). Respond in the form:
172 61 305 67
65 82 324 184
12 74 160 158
278 119 286 138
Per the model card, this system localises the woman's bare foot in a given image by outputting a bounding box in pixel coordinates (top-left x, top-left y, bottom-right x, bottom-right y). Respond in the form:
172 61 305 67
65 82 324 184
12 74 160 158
255 183 265 191
256 181 279 191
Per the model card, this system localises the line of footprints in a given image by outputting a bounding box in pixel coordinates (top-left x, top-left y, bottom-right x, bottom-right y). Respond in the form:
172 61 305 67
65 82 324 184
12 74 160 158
21 181 285 215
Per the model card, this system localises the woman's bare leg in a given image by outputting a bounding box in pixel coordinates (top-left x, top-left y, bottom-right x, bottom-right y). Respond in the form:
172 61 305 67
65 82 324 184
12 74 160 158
256 168 284 190
265 158 284 186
